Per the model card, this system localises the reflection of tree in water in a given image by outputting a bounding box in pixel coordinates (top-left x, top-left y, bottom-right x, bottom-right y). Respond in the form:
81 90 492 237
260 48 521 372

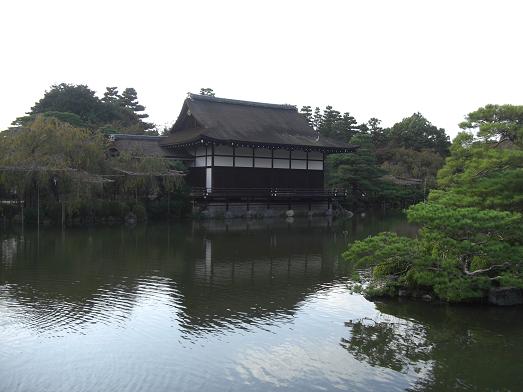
340 301 523 391
340 315 433 373
0 220 348 336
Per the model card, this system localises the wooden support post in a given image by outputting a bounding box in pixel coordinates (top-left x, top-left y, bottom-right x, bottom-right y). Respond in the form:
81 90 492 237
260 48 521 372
61 200 65 230
167 191 170 218
37 184 40 228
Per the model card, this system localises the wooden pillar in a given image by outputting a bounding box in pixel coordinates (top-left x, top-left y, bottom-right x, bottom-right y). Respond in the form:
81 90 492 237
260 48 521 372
167 191 171 218
37 184 40 228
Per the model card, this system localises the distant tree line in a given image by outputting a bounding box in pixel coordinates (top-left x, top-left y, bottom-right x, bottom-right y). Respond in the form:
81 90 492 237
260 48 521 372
299 105 451 210
0 84 192 226
0 83 452 224
11 84 156 135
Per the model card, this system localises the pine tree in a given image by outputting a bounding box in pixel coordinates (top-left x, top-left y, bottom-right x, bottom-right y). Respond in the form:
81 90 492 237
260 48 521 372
102 87 120 104
327 133 387 208
120 88 149 119
336 112 358 142
11 83 156 135
200 88 215 96
319 106 341 139
312 107 322 131
367 117 389 147
343 105 523 302
300 106 313 127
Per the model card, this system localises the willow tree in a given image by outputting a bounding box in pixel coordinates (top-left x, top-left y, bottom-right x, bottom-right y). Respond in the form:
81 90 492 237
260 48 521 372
0 115 107 199
110 152 184 202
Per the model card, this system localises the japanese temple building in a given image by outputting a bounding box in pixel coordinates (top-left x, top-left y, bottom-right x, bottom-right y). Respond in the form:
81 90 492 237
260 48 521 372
110 94 356 217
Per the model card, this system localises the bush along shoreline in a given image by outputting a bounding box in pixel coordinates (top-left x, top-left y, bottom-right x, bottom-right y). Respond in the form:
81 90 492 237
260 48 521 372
343 105 523 306
0 195 191 227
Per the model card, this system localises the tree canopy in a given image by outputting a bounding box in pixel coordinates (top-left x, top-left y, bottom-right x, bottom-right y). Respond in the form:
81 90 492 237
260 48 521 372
343 104 523 302
12 83 156 135
327 134 387 209
199 88 215 96
301 105 448 209
386 113 450 155
0 115 187 223
374 113 450 185
0 115 107 203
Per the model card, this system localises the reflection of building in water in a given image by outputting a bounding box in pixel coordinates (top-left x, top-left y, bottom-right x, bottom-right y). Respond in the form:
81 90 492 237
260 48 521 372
196 231 325 284
1 237 18 265
0 220 348 336
1 215 417 336
175 219 346 333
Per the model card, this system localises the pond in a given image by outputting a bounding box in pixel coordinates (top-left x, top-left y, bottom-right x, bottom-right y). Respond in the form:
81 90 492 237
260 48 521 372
1 214 522 391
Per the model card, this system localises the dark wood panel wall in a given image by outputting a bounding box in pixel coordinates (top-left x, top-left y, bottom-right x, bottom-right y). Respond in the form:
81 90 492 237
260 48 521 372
187 167 324 189
191 144 324 171
186 167 206 188
184 143 327 190
212 167 324 189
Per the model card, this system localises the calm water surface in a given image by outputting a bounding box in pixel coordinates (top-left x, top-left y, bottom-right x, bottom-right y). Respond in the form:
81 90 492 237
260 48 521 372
1 214 522 391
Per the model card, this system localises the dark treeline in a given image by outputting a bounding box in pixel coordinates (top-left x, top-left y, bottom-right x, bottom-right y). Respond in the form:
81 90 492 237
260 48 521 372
11 83 157 135
0 84 189 226
299 105 450 210
1 83 451 225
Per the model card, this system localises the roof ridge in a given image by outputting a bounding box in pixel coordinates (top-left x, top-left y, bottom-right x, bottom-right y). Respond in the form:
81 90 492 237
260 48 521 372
109 134 166 140
188 93 297 111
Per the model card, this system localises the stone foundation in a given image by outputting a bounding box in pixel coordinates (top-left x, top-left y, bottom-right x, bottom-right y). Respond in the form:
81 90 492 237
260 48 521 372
195 201 333 219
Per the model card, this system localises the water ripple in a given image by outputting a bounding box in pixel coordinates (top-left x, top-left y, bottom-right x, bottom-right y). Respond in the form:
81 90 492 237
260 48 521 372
2 219 522 391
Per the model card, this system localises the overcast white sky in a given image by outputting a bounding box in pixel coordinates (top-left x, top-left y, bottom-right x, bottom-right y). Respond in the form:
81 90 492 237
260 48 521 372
1 0 521 138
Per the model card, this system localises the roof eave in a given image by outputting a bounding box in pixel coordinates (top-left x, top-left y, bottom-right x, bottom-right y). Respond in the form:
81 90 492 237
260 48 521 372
162 135 357 153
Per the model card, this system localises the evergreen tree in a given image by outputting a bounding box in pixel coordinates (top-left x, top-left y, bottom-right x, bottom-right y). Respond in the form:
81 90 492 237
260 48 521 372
434 105 523 212
102 87 120 104
343 105 523 302
30 83 102 123
327 133 387 209
119 88 148 119
300 106 313 127
336 112 359 142
367 117 389 148
389 113 450 155
12 83 155 135
200 88 215 96
312 107 322 131
319 105 341 139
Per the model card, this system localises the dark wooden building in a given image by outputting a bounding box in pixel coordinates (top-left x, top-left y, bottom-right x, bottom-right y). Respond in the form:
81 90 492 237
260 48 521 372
110 94 355 216
162 94 354 204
